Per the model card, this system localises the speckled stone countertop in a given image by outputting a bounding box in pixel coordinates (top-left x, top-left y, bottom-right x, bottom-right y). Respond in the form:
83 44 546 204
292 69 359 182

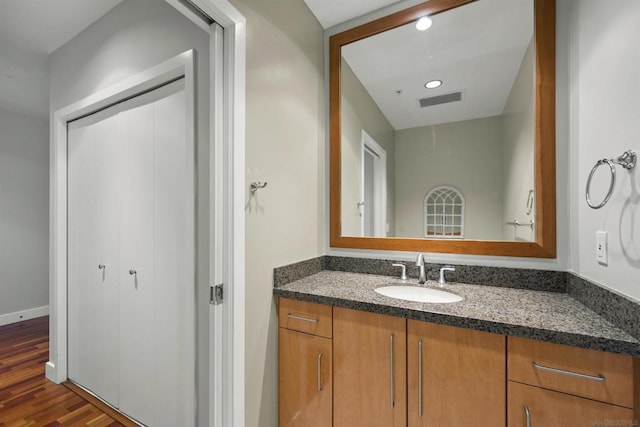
273 271 640 356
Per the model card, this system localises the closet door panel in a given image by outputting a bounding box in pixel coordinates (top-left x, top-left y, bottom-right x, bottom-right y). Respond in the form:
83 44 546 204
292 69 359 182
86 114 121 407
67 111 120 407
68 123 94 390
152 82 193 425
117 100 156 425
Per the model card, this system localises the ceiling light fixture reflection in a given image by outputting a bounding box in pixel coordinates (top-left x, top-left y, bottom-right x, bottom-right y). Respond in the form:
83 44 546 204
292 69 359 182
416 16 432 31
425 80 442 89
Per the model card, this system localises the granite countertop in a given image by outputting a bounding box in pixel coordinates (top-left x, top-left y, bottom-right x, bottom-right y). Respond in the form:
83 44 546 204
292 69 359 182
273 270 640 356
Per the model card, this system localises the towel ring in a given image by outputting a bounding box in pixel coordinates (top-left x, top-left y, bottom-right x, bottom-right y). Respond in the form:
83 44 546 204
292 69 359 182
585 150 636 209
586 159 616 209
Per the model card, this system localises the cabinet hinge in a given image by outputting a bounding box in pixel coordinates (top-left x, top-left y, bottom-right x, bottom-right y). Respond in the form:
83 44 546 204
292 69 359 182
210 284 224 305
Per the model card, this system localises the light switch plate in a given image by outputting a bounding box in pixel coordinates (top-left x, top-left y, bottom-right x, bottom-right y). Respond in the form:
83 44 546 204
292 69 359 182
596 231 608 265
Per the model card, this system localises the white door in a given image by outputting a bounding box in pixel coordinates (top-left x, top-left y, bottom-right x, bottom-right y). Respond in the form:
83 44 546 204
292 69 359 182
68 109 121 407
117 87 157 424
67 79 194 426
363 148 375 236
360 130 387 237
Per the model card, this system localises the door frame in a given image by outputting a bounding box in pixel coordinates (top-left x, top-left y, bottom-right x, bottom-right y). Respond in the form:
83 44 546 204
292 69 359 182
360 130 387 237
49 2 246 427
185 3 246 426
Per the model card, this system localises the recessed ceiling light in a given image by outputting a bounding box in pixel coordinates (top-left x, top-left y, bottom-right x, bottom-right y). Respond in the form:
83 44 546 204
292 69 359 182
416 16 432 31
425 80 442 89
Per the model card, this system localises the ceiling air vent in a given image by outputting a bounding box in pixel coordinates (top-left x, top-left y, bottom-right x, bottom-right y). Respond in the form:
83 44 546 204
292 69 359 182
418 91 462 108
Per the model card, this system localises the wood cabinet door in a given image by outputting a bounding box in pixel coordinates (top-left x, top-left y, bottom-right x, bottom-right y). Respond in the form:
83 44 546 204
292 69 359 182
508 381 634 427
278 328 332 427
408 321 506 427
333 307 406 427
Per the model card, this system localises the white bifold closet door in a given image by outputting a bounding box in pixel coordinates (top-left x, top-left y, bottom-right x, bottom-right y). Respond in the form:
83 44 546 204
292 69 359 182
68 79 194 427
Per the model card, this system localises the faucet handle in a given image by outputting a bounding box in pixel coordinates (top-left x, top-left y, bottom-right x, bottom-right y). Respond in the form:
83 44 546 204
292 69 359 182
438 266 456 286
392 263 408 281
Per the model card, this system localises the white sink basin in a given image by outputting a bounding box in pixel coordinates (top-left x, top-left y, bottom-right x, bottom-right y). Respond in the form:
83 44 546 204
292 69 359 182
375 285 463 304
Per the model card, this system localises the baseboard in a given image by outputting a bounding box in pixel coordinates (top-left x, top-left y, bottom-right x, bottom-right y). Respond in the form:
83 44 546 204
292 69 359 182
0 305 49 327
45 361 58 383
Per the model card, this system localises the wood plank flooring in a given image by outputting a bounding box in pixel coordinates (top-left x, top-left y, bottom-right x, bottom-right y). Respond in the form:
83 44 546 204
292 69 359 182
0 316 126 426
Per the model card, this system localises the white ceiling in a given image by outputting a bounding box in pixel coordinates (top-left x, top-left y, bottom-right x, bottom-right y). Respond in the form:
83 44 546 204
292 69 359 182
303 0 401 29
0 0 122 119
306 0 534 130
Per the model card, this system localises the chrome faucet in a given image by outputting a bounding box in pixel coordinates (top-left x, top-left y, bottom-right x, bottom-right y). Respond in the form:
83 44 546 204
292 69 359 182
415 254 427 284
438 266 456 286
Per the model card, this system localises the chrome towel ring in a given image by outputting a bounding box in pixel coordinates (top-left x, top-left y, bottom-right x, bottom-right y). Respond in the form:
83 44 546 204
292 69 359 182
586 150 636 209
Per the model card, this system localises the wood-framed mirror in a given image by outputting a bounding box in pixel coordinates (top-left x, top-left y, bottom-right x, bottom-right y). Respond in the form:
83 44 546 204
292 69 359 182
329 0 556 257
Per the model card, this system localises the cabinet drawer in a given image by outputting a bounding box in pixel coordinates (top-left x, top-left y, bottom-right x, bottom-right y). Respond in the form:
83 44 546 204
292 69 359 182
508 381 634 427
278 298 332 338
508 336 634 408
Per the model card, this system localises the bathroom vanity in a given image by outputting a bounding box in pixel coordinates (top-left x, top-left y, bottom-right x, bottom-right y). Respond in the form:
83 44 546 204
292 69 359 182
275 270 639 427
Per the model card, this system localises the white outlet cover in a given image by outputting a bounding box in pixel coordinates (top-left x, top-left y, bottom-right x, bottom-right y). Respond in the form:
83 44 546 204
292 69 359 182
596 231 608 266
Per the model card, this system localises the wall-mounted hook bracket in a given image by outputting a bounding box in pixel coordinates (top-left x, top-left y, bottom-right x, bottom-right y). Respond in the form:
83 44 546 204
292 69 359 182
250 181 268 193
616 150 637 170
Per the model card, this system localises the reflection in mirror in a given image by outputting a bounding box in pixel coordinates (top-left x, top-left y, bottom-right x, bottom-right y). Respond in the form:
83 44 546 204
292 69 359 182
329 0 556 257
341 0 535 242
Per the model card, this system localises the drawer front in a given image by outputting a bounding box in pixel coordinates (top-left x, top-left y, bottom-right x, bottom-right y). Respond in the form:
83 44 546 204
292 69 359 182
508 336 634 408
508 381 634 427
278 297 332 338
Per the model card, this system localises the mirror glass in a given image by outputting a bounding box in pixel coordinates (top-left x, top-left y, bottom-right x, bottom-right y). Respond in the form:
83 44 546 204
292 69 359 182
340 0 537 242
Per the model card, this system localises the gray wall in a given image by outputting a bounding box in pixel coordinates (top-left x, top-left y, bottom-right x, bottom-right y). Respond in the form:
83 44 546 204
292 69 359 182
228 0 325 425
394 117 504 239
569 0 640 301
0 108 49 317
341 59 395 236
48 0 211 424
501 38 535 241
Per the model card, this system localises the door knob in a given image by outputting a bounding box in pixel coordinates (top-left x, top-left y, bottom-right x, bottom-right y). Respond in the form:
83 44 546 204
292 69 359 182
129 269 137 276
98 264 106 270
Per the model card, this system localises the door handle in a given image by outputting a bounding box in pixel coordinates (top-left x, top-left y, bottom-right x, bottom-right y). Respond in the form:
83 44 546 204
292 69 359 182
389 333 394 409
286 313 318 323
418 338 423 419
317 352 323 391
532 361 605 382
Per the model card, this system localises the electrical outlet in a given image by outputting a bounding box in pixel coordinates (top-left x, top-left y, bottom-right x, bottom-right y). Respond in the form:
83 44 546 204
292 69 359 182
596 231 608 265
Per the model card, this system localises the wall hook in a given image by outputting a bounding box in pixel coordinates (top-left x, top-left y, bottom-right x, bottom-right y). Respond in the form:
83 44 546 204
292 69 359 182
250 182 268 193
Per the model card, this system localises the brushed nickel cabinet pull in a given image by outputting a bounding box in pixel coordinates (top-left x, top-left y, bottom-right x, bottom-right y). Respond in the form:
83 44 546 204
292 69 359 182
390 333 395 409
317 352 323 391
524 405 531 427
418 338 423 419
532 361 605 382
286 313 319 323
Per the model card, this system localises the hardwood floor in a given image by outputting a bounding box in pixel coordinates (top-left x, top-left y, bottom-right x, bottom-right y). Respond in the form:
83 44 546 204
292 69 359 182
0 316 127 426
